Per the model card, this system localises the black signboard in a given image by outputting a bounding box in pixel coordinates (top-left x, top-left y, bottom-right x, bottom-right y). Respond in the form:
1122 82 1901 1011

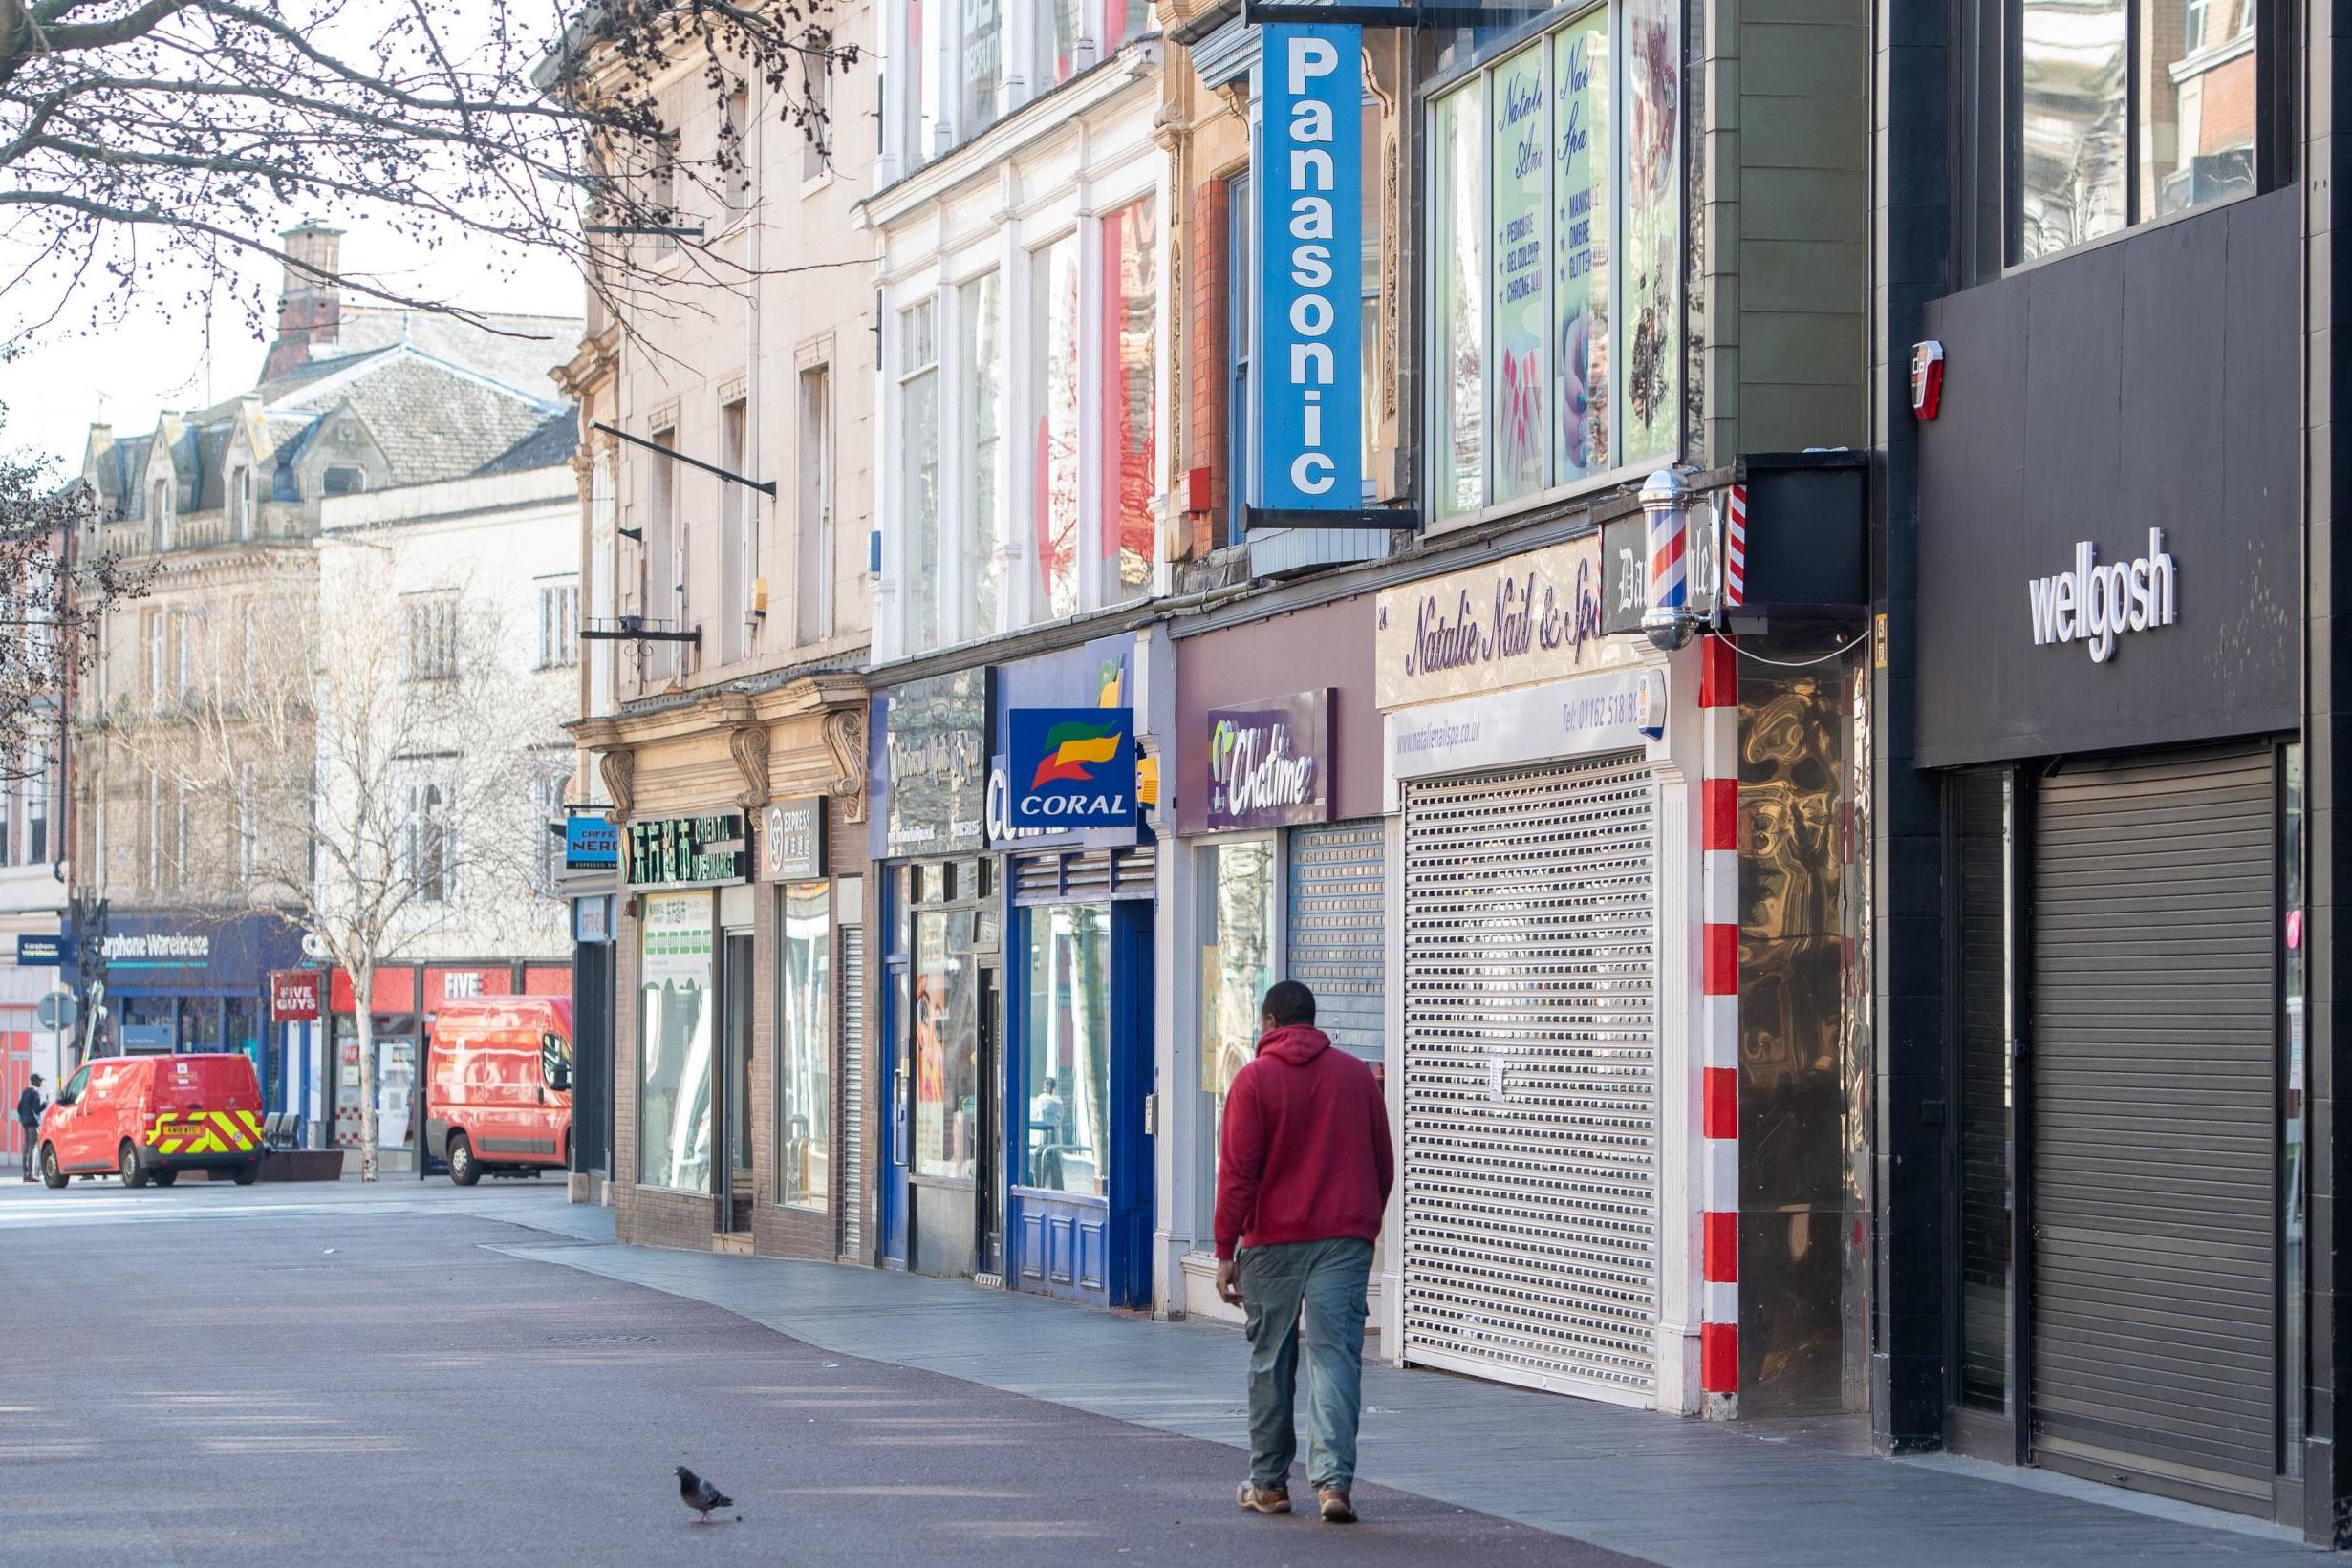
761 797 829 882
882 669 988 858
626 812 748 889
1601 514 1650 636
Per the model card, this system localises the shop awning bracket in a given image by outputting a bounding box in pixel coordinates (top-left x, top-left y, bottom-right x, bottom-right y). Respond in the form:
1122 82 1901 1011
591 420 776 498
581 616 702 645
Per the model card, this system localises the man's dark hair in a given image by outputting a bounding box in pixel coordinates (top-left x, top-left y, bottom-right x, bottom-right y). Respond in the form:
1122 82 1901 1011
28 1074 39 1086
1262 980 1316 1028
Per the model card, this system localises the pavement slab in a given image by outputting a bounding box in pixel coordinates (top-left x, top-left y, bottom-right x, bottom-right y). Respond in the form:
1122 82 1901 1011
0 1191 1641 1568
2 1178 2332 1566
493 1227 2330 1568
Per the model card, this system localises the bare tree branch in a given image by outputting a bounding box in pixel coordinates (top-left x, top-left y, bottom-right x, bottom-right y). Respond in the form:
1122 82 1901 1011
0 0 861 352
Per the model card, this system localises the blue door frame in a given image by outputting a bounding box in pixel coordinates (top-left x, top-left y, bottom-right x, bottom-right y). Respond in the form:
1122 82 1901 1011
877 870 910 1269
1005 899 1154 1311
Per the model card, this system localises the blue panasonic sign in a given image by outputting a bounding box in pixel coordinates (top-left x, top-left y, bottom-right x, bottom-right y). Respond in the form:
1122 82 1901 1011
1258 23 1364 513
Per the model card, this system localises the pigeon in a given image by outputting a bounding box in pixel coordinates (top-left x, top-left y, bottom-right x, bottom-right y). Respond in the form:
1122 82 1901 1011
676 1465 734 1526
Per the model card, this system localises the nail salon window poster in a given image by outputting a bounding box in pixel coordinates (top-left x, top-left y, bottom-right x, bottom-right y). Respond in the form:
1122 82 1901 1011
1489 42 1548 505
1623 0 1681 464
1555 11 1609 482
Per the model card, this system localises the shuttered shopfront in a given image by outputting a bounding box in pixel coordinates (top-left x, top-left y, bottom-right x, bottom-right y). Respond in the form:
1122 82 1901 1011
1399 751 1661 1404
1286 821 1386 1063
2028 745 2279 1511
838 921 866 1262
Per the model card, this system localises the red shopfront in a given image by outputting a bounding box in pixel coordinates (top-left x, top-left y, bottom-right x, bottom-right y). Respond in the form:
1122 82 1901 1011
327 959 573 1168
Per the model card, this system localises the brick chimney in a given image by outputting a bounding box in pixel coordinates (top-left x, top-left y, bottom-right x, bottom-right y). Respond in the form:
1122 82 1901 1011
261 223 345 381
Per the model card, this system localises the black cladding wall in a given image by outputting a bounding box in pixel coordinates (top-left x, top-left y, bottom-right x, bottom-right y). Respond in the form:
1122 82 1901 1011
1914 188 2300 767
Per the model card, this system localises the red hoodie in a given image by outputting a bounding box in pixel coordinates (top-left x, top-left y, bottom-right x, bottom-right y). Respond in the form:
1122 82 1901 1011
1214 1025 1394 1260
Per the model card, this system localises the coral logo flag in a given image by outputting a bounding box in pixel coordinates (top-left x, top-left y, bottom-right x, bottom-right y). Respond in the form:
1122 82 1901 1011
1029 719 1126 788
1008 708 1137 828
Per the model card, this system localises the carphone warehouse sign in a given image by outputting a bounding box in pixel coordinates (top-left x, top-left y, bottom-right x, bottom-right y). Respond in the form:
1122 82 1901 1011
1258 24 1364 515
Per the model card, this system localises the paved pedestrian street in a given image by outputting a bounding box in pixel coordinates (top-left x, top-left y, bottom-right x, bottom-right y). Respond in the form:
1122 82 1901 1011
0 1180 2325 1567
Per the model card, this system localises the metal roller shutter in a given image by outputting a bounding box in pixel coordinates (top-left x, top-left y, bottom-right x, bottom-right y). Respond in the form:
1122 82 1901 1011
839 923 866 1261
2030 745 2276 1512
1287 821 1387 1064
1400 751 1660 1403
1011 845 1157 903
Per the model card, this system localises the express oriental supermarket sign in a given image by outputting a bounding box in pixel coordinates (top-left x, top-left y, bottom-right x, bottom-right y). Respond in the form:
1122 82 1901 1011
1258 24 1364 515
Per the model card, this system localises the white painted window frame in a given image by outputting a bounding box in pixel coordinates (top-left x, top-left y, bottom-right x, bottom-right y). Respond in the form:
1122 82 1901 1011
875 145 1168 658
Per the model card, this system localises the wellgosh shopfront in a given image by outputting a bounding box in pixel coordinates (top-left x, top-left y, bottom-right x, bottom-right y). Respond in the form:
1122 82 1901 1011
1910 188 2305 1518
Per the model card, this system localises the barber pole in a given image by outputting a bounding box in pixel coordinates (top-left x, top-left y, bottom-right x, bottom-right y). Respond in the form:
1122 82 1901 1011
1722 483 1747 609
1647 480 1688 613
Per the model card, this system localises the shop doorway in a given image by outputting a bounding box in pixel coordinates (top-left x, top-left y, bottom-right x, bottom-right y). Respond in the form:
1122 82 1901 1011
1008 895 1155 1311
718 930 755 1236
900 860 994 1280
976 961 1003 1280
1950 744 2298 1521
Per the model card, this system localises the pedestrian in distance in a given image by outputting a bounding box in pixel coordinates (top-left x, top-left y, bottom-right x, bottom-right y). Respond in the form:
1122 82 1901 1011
17 1073 44 1182
1216 980 1394 1525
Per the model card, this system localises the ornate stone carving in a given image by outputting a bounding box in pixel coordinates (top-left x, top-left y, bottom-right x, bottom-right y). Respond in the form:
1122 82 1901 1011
728 720 770 810
597 748 635 819
821 707 869 824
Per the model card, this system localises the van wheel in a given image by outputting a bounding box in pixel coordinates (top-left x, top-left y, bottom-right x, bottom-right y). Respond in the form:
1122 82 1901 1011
151 1169 179 1187
446 1131 481 1187
37 1144 65 1190
119 1142 149 1189
231 1161 260 1186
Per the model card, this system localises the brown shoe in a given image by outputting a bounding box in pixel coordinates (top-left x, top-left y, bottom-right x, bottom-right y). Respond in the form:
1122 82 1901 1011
1318 1487 1356 1523
1236 1482 1291 1514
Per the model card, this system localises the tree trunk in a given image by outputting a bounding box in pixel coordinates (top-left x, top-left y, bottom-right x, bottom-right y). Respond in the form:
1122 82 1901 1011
356 962 378 1183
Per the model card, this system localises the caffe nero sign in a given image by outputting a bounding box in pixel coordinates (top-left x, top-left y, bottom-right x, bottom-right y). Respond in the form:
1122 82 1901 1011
1207 691 1331 831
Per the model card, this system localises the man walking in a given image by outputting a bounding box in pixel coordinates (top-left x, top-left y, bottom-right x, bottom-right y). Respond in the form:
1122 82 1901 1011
17 1073 45 1181
1216 980 1393 1524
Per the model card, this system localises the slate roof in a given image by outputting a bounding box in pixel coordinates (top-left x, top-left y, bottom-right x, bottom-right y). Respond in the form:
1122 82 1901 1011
335 354 555 487
88 299 584 523
472 408 579 477
87 431 151 519
329 307 579 404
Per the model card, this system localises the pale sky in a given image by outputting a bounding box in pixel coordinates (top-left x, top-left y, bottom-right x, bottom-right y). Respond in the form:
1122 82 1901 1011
0 0 588 477
0 224 579 475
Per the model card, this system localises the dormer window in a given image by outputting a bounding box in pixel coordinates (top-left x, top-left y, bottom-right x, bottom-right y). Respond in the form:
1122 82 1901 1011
148 477 172 550
323 465 366 497
231 465 253 540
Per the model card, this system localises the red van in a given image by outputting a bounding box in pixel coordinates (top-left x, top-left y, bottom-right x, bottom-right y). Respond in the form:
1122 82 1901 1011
424 998 572 1186
37 1053 265 1188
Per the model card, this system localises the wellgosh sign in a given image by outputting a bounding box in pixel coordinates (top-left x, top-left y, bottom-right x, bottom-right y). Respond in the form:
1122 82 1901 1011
2027 528 2178 664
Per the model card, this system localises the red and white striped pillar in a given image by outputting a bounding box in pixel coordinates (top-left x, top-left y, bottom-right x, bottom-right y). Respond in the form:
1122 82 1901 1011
1697 633 1740 1419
